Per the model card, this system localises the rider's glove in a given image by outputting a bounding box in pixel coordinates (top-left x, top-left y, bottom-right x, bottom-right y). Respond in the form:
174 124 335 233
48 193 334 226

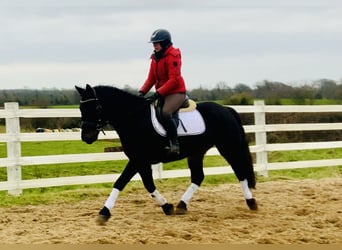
145 92 160 103
138 91 145 97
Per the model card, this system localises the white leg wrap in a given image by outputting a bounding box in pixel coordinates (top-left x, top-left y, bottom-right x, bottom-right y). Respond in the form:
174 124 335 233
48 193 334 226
181 183 199 205
104 188 120 210
240 179 253 199
150 189 167 206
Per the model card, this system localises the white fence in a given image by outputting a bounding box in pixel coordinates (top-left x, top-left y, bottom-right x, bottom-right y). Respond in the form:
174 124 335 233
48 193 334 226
0 101 341 195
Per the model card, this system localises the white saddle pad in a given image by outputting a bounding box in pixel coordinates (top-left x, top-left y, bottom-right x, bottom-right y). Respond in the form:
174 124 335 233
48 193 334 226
150 105 206 137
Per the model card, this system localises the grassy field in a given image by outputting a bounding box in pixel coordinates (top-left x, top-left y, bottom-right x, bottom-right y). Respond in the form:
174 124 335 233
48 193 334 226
0 139 341 207
0 140 341 180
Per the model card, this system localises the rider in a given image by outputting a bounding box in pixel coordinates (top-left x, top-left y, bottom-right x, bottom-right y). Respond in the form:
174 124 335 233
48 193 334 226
138 29 187 155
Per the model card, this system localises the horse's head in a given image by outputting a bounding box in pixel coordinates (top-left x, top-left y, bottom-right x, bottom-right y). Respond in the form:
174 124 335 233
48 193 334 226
75 84 105 144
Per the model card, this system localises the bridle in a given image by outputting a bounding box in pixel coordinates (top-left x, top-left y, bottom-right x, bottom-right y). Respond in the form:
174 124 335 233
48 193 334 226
80 87 106 135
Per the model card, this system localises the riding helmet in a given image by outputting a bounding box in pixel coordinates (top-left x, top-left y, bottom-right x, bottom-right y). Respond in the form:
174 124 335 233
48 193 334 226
149 29 172 43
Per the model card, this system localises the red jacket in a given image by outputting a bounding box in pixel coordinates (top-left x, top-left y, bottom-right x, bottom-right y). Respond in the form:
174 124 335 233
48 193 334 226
140 45 186 97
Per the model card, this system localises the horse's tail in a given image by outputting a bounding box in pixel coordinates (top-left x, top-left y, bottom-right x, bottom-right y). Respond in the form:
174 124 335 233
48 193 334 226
228 107 256 189
229 107 246 136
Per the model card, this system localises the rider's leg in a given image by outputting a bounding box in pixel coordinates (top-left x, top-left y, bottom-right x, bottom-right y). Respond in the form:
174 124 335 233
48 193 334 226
161 93 186 154
162 115 180 154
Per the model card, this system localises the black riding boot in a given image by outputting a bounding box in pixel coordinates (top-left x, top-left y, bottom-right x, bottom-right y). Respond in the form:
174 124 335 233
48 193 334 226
162 116 180 155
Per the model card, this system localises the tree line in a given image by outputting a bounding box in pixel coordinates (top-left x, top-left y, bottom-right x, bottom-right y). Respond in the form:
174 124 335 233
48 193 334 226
0 78 341 107
185 78 342 105
0 78 341 142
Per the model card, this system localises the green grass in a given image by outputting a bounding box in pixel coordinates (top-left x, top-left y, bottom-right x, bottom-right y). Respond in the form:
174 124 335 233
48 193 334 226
268 148 342 162
49 105 80 109
0 139 125 180
0 139 121 157
278 98 342 105
0 140 341 179
1 140 340 181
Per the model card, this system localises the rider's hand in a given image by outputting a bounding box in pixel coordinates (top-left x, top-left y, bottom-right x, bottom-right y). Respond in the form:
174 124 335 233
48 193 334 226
138 91 145 97
145 92 160 103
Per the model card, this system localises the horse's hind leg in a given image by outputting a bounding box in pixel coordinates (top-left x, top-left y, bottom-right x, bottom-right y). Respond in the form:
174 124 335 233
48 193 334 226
137 163 174 215
175 153 205 214
216 139 258 210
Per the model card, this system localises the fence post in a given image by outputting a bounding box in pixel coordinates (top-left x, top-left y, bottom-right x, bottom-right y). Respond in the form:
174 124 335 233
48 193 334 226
253 100 268 177
5 102 22 195
152 163 163 181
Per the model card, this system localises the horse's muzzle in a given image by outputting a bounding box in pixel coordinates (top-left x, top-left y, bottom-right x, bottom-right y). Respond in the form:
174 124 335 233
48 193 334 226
81 130 99 144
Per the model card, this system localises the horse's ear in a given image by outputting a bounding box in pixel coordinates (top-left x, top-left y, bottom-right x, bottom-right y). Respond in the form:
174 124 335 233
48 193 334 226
75 85 85 95
85 84 93 92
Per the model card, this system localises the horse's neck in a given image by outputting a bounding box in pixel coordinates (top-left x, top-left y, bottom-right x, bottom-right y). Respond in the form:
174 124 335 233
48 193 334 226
97 86 135 108
96 86 146 128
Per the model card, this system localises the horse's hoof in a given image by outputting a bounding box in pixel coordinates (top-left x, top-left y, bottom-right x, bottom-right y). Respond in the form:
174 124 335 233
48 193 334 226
175 200 187 215
246 198 258 210
96 214 109 225
161 203 174 215
96 206 111 225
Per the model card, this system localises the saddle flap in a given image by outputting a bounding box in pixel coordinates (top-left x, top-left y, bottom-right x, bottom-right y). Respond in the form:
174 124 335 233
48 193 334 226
150 105 206 137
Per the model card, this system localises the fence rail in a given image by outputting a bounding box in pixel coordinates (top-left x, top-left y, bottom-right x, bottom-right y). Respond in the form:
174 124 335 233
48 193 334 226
0 101 341 195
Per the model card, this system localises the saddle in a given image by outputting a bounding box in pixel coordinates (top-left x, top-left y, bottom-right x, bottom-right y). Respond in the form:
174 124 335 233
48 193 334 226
151 98 206 137
178 98 197 112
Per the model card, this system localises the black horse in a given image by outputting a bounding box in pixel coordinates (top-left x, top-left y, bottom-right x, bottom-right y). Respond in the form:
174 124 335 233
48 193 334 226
75 84 257 224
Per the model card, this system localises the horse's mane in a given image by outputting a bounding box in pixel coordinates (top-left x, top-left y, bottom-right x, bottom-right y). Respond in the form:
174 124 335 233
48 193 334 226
93 85 146 111
95 85 135 97
94 85 141 101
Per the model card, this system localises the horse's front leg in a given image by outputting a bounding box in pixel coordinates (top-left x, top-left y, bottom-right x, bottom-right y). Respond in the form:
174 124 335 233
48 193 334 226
97 160 138 225
138 163 174 215
175 155 204 214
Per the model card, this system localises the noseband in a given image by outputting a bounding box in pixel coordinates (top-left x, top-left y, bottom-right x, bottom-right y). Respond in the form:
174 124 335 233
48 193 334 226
80 87 106 135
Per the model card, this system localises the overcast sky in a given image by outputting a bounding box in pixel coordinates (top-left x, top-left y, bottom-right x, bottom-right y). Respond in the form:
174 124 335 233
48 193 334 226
1 0 342 90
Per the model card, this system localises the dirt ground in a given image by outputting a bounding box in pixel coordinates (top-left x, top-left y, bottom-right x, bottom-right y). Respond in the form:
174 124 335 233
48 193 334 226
0 177 341 244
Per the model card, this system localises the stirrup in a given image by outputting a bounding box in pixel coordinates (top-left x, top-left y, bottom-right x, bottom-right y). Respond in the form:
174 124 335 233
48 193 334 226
165 142 180 155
